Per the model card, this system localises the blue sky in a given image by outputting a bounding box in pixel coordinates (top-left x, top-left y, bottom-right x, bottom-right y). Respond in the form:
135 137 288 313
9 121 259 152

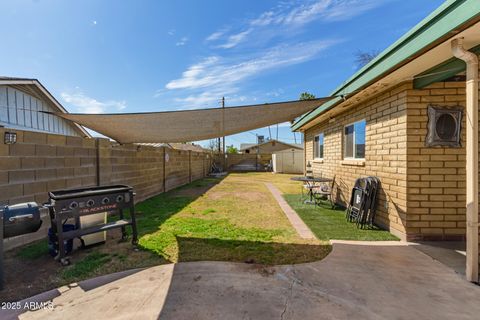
0 0 444 148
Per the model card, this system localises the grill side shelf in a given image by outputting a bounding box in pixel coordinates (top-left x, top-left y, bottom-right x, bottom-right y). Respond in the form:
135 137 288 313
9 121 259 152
61 219 132 240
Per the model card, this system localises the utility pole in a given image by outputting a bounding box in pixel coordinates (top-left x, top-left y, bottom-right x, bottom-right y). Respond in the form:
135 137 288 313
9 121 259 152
222 97 226 170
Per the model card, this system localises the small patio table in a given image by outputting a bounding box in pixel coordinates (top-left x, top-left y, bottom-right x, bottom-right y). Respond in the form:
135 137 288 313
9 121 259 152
291 176 332 204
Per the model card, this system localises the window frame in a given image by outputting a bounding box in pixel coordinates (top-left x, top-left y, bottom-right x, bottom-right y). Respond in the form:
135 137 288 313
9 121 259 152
313 133 324 160
343 119 366 160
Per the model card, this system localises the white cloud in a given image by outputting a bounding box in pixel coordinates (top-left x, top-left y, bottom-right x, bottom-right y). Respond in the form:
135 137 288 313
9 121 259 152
250 0 381 28
173 85 250 109
206 1 381 50
206 29 228 41
216 29 252 49
168 29 175 36
61 91 126 114
176 36 189 46
166 40 338 91
250 11 277 27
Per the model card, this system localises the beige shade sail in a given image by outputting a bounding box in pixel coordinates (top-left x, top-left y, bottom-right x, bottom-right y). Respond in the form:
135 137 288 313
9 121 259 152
53 98 331 143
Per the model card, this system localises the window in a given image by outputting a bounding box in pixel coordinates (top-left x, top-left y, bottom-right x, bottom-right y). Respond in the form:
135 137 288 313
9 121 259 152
344 120 366 159
314 133 324 159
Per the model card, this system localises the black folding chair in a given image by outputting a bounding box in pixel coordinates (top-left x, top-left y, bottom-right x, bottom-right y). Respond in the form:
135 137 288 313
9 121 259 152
346 178 367 223
346 176 381 229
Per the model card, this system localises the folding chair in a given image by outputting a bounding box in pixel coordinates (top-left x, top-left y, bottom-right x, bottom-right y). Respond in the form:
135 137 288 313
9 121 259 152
346 178 367 223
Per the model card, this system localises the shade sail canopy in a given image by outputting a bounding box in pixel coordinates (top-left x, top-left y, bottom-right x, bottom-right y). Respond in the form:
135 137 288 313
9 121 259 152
54 98 332 143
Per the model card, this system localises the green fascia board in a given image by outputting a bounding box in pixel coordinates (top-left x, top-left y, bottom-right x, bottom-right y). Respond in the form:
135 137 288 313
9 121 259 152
413 44 480 89
292 0 480 131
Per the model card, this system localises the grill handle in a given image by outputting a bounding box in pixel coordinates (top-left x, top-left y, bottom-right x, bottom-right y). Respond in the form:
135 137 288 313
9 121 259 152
8 214 34 222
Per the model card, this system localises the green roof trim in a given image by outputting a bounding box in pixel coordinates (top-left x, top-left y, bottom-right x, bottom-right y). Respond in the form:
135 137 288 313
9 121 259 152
292 0 480 131
413 44 480 89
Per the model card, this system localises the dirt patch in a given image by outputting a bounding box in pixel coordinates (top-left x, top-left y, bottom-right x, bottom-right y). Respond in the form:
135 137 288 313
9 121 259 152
0 248 59 302
208 191 268 202
172 179 220 198
0 229 160 302
173 185 212 198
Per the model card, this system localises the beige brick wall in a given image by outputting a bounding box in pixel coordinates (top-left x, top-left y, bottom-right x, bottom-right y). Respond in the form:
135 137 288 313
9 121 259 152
405 81 467 241
304 83 409 239
304 78 476 242
0 128 212 249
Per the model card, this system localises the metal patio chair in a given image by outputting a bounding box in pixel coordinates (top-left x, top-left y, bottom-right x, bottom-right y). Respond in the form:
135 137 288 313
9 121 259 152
313 175 336 209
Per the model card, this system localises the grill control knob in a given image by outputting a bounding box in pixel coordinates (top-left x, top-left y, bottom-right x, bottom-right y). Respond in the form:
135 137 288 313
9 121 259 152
101 197 110 205
86 199 95 207
116 195 124 203
69 201 79 209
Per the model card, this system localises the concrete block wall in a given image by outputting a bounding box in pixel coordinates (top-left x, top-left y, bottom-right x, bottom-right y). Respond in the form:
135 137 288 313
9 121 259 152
0 128 212 249
216 153 272 170
0 128 97 206
304 82 408 239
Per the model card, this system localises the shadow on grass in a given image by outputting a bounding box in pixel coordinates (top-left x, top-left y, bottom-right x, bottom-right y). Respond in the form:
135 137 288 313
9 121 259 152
174 236 331 265
284 194 399 241
134 177 224 235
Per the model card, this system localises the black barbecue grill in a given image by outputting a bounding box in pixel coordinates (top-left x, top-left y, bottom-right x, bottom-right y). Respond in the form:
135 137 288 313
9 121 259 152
46 185 138 266
0 202 44 289
0 184 139 290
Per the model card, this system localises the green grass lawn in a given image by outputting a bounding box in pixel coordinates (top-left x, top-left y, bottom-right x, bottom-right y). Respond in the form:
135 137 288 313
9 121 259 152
284 194 399 241
135 174 330 264
13 174 330 293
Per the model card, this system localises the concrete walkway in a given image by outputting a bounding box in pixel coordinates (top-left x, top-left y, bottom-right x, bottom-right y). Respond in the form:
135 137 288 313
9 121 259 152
265 183 316 239
3 242 480 320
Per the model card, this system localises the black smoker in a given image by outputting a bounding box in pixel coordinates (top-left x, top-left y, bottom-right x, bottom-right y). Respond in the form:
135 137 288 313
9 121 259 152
46 185 138 266
0 185 138 289
0 202 43 289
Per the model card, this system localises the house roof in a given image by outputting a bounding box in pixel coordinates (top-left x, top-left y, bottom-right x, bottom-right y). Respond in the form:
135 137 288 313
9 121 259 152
292 0 480 131
240 143 256 150
137 142 209 152
239 139 303 151
0 77 91 137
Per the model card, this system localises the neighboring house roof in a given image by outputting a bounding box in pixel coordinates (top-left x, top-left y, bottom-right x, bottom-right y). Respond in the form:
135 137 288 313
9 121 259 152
239 139 303 151
292 0 480 131
0 76 91 137
138 142 209 152
240 143 256 150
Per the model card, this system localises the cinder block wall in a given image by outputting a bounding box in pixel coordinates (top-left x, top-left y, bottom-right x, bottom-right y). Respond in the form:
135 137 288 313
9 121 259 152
405 81 467 241
304 83 408 239
0 128 97 206
217 153 272 170
0 128 212 249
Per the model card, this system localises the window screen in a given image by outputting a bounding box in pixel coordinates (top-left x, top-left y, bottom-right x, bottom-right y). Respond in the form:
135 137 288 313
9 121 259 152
344 120 366 159
314 133 324 159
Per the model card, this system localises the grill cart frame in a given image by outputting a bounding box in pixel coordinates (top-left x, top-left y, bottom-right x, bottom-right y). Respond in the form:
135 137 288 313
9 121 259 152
46 185 138 266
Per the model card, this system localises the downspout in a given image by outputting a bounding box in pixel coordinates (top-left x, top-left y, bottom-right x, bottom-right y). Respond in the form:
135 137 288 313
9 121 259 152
452 38 479 283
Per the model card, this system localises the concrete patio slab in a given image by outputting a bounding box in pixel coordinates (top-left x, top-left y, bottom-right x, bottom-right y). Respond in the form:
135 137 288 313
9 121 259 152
2 242 479 320
411 241 467 277
265 182 316 239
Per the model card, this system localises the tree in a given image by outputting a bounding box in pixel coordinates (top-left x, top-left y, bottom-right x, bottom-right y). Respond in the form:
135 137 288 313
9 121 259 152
354 50 380 68
207 139 220 152
226 145 238 154
299 92 316 100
